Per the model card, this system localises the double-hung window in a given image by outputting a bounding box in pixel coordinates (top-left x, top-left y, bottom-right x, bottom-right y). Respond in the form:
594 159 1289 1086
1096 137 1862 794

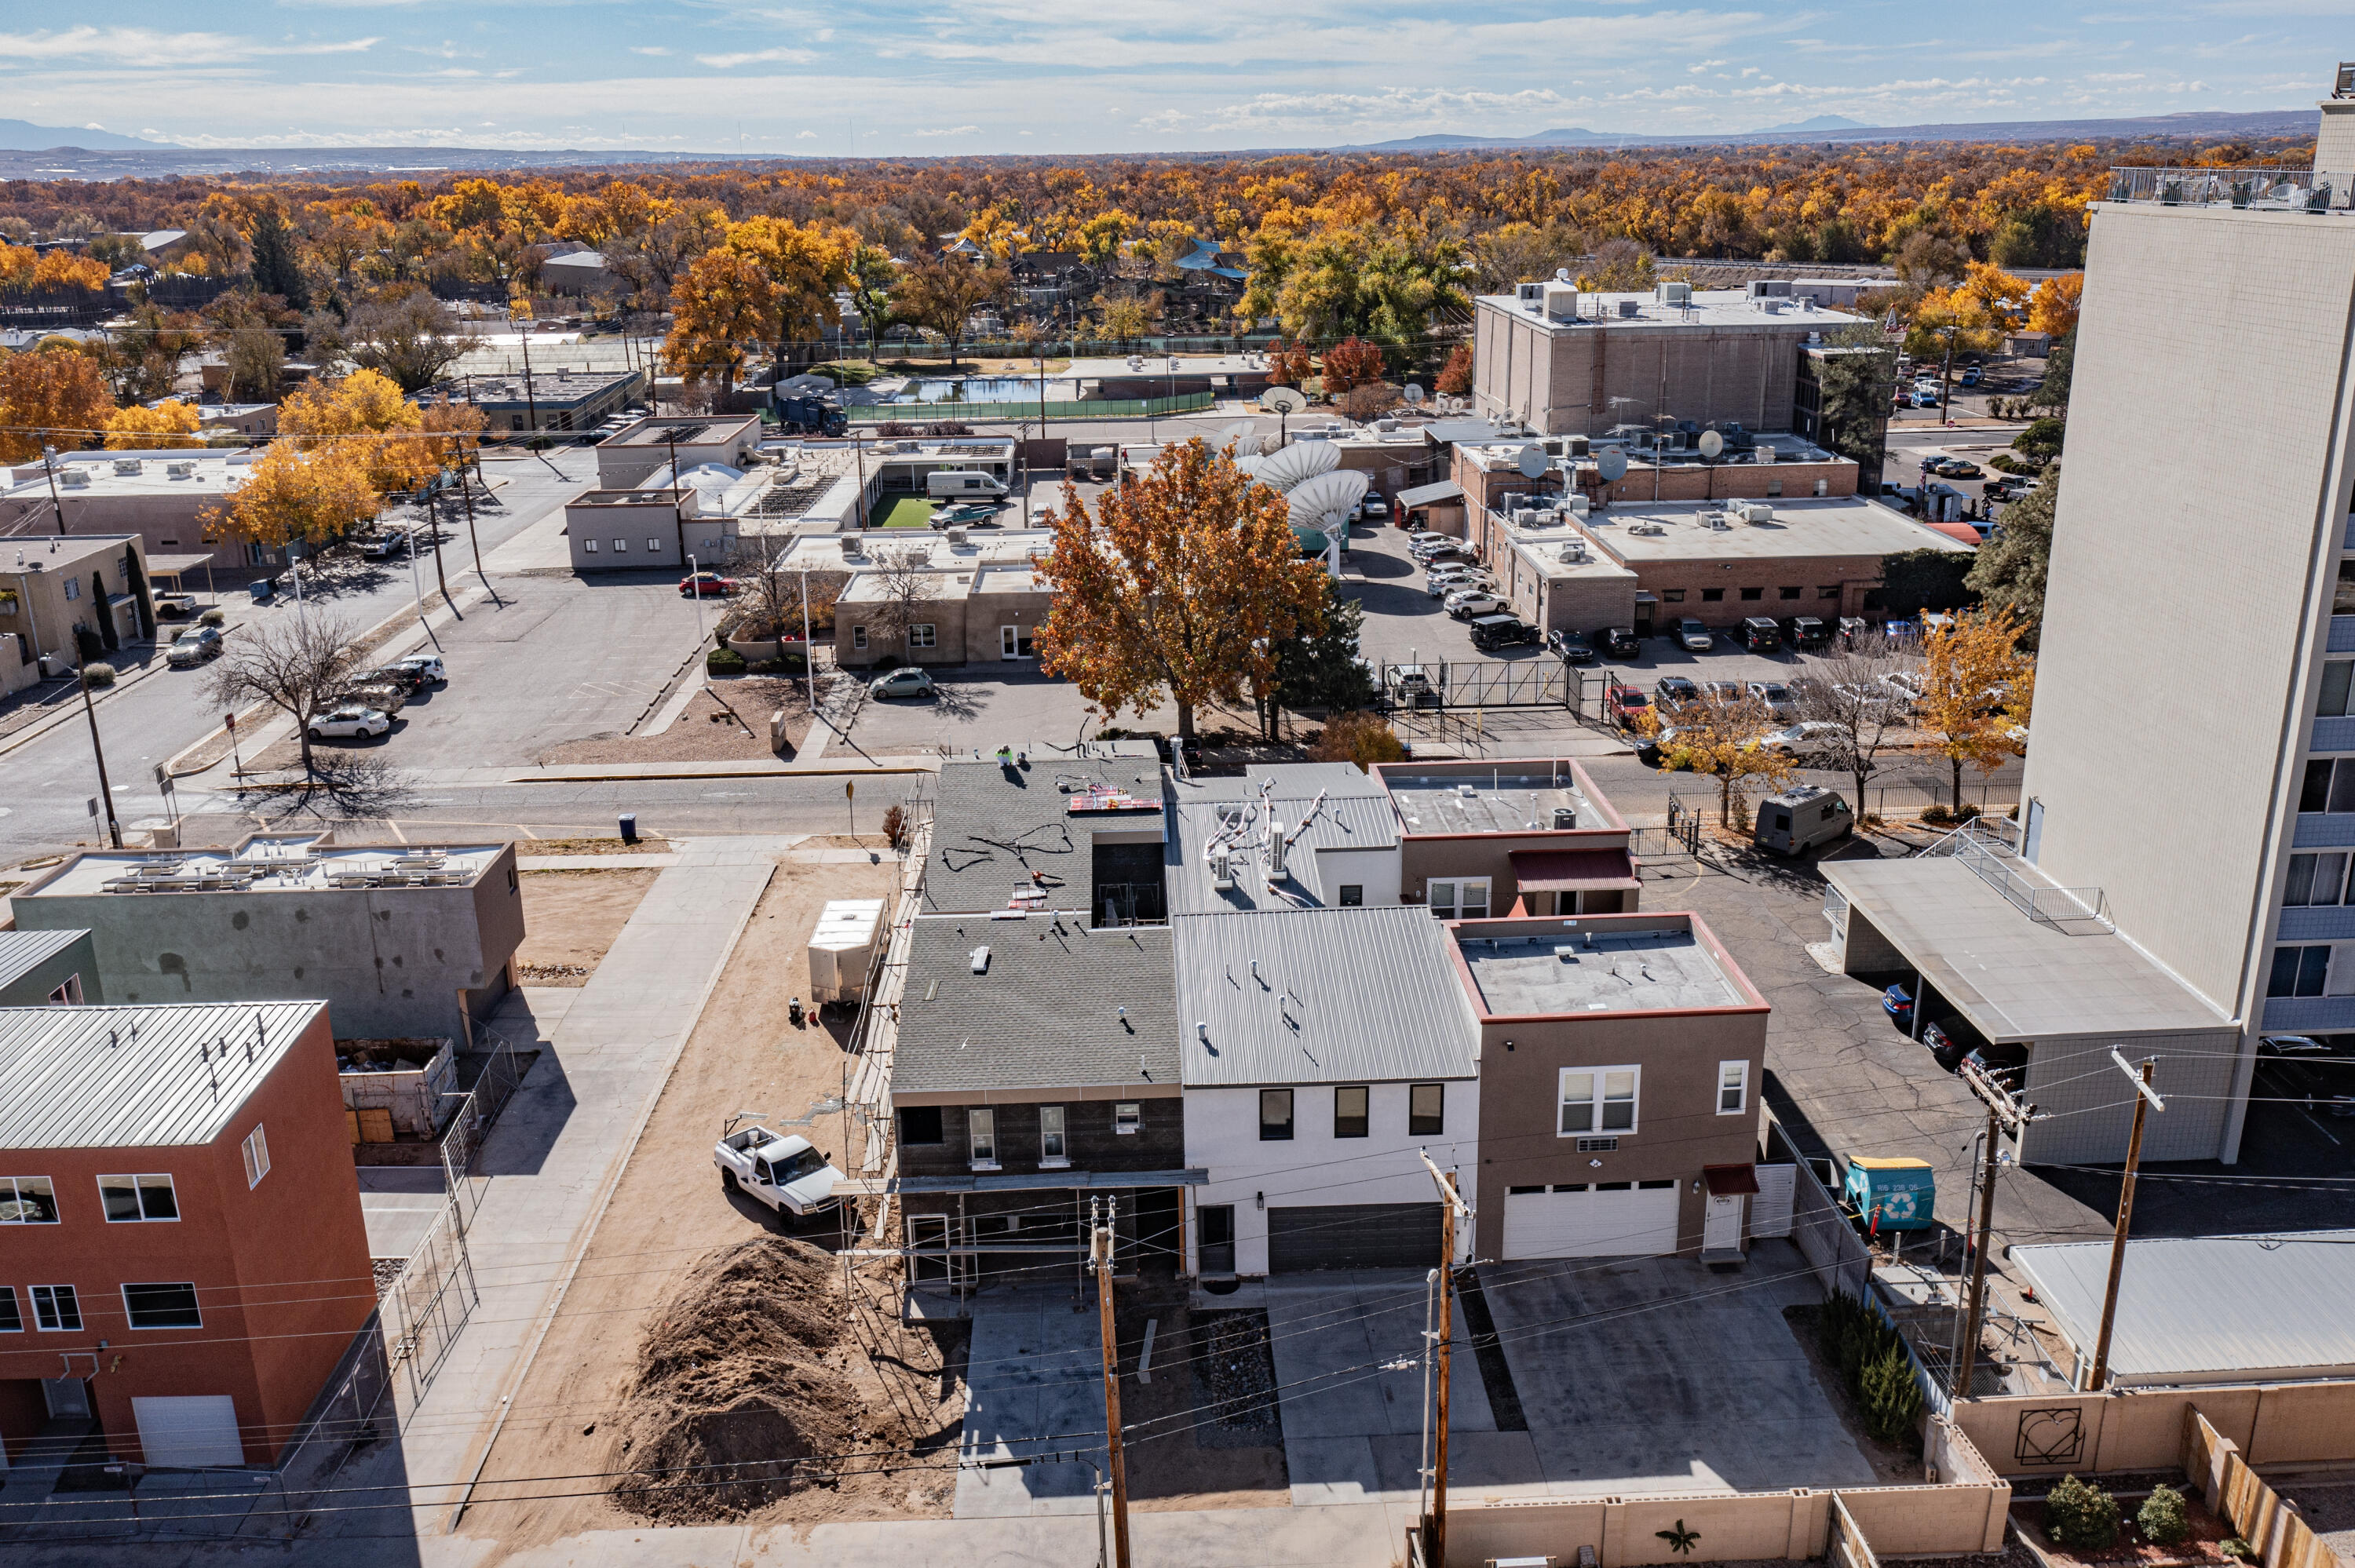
1717 1061 1751 1115
1039 1106 1068 1167
1559 1067 1640 1135
968 1107 999 1169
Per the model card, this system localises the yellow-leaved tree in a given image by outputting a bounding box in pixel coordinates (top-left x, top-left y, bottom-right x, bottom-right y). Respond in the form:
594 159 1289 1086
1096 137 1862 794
1035 437 1328 740
199 440 378 551
1640 688 1795 827
103 399 203 450
720 215 860 372
663 250 782 407
0 344 114 463
1916 607 2035 815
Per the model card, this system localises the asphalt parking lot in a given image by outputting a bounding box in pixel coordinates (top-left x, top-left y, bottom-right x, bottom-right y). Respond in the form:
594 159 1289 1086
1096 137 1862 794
839 662 1101 756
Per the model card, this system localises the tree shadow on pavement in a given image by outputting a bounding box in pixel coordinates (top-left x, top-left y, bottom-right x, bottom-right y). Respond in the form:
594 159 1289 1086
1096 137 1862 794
251 755 425 823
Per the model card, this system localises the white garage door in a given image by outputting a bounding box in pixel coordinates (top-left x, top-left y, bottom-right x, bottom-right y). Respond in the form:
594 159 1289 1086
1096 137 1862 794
1502 1183 1681 1259
133 1395 244 1468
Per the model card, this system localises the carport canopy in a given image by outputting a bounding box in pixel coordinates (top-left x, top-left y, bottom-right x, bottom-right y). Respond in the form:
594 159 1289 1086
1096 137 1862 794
1394 479 1463 509
143 552 217 584
1510 847 1641 895
1820 857 2227 1045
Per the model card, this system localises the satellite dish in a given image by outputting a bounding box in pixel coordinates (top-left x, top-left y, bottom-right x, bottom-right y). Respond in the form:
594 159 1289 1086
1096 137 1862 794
1218 420 1259 451
1517 444 1550 480
1697 430 1725 460
1403 383 1426 405
1253 440 1342 494
1263 386 1306 414
1285 469 1371 530
1597 447 1630 483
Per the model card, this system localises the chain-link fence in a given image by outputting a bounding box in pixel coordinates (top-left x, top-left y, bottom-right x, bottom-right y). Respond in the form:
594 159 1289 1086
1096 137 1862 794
382 1195 479 1409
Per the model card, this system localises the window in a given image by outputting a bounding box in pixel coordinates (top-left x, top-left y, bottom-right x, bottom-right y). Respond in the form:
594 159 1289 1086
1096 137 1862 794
2302 758 2355 813
122 1282 201 1330
0 1176 59 1224
2287 853 2352 907
99 1174 178 1223
1662 589 1686 603
612 538 628 552
1338 884 1364 907
1039 1105 1068 1165
31 1284 79 1332
1765 478 1784 498
584 538 598 552
2339 559 2355 616
852 626 868 651
1739 586 1765 601
1409 1083 1445 1136
1113 1103 1141 1136
242 1125 270 1188
967 1107 998 1168
908 624 937 650
1334 1086 1369 1139
1638 1178 1678 1190
1559 1067 1640 1135
2269 945 2342 998
1779 586 1802 600
1427 878 1489 920
1819 585 1841 600
639 538 659 554
46 975 81 1005
0 1286 18 1333
899 1105 944 1145
2323 661 2355 717
1700 587 1725 602
62 579 79 602
1259 1088 1294 1141
1717 1060 1751 1115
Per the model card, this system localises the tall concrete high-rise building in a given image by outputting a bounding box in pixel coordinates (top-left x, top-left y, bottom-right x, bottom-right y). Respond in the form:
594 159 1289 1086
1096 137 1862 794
2017 76 2355 1161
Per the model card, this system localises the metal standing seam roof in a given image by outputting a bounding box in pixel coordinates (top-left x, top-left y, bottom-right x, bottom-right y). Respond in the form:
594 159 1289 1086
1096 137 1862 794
0 1001 325 1150
0 928 89 989
893 915 1178 1096
1166 793 1400 916
2011 1231 2355 1381
1174 906 1481 1088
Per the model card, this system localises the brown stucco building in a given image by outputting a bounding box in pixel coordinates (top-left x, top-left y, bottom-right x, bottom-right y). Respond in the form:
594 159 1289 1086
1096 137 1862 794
1373 757 1641 919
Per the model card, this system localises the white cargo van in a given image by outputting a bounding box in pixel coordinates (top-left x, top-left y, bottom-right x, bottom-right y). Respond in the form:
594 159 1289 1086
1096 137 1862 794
925 470 1008 499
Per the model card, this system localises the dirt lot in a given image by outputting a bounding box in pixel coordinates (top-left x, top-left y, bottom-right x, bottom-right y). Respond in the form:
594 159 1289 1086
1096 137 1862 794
539 675 830 765
511 868 660 985
1116 1286 1288 1512
463 849 958 1555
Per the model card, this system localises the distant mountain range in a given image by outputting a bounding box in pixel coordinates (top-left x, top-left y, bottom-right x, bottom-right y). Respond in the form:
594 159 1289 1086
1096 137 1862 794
1341 108 2311 152
0 143 781 181
0 119 168 151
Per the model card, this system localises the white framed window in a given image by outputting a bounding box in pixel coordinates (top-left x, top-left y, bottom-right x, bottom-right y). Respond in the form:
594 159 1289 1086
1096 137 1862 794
122 1282 202 1330
612 538 628 552
646 538 663 553
968 1107 998 1169
63 579 80 602
1559 1066 1640 1136
98 1173 179 1223
31 1284 80 1331
1039 1105 1068 1166
852 626 867 651
908 624 937 649
1112 1103 1141 1136
1427 877 1491 920
0 1176 58 1224
242 1125 270 1189
1717 1060 1750 1115
583 538 599 552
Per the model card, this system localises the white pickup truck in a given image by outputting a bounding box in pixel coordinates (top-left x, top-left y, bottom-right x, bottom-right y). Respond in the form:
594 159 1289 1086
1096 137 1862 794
714 1121 845 1225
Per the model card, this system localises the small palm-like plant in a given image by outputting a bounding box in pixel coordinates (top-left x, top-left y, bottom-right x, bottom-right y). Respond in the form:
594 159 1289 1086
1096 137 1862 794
1658 1520 1701 1557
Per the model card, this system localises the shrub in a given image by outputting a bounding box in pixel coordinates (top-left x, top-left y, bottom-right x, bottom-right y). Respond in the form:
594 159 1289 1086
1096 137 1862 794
1921 803 1954 825
2045 1475 2121 1552
2222 1540 2255 1561
2138 1484 2190 1546
882 803 907 848
1859 1344 1923 1442
199 606 226 626
706 647 747 676
1308 710 1405 771
81 661 117 688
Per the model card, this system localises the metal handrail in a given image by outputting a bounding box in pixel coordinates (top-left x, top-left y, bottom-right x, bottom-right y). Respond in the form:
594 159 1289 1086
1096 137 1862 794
1918 819 2112 932
2106 166 2354 212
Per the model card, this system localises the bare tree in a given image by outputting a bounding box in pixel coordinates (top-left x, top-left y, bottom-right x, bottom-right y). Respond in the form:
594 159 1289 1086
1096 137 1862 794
1795 633 1918 822
723 536 846 645
205 614 365 775
856 547 944 659
312 286 469 392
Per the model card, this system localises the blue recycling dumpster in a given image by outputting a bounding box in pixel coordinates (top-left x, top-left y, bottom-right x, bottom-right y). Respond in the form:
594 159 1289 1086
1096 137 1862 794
1843 1157 1935 1232
248 579 276 603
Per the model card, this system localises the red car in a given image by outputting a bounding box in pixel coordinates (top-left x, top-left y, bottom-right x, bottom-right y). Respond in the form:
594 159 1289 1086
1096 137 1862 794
1605 685 1652 729
678 572 739 598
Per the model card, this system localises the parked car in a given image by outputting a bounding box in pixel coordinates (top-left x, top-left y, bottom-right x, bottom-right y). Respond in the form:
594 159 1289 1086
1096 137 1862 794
1655 675 1700 706
678 571 739 598
1926 457 1982 480
1754 784 1853 856
1921 1021 1973 1074
1605 685 1652 728
714 1121 845 1225
152 593 199 620
1601 626 1642 658
2256 1036 2355 1116
1912 386 1943 408
165 625 224 667
360 664 429 695
1469 614 1539 651
1961 1042 2029 1084
1634 724 1689 767
359 531 409 560
1547 628 1595 664
869 668 937 700
931 500 999 527
1882 983 1914 1023
1747 681 1798 721
307 706 391 741
1959 365 1983 388
1879 671 1926 709
1783 614 1829 648
1444 589 1507 620
1360 495 1391 523
1405 530 1454 549
1740 616 1783 653
1426 565 1493 597
1387 665 1440 709
1700 680 1748 702
1676 618 1714 652
1751 720 1849 764
393 654 447 684
331 681 407 717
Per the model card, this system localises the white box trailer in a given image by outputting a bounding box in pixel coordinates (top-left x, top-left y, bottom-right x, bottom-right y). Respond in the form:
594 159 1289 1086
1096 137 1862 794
808 899 886 1003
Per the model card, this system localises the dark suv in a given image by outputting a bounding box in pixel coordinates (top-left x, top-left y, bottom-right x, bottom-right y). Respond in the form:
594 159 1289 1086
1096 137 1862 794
1783 614 1829 649
2257 1036 2355 1116
1470 614 1539 652
1601 626 1642 658
1741 616 1783 653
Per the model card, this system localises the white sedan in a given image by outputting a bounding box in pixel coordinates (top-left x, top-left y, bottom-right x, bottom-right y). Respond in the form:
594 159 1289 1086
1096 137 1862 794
1751 721 1849 764
307 706 391 740
1444 589 1508 620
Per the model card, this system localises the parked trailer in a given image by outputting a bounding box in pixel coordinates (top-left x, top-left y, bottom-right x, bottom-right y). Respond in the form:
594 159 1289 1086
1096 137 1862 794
808 898 886 1004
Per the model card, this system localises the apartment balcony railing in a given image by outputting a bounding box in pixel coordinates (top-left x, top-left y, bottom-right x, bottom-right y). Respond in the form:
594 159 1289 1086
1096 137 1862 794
2105 166 2355 213
1917 817 2115 934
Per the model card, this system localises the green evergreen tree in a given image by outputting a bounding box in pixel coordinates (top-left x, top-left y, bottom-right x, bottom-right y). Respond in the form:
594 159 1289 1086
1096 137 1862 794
248 207 307 305
1966 461 2057 649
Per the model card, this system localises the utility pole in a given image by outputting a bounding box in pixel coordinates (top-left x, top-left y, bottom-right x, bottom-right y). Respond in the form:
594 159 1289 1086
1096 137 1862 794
451 437 487 584
42 443 67 535
1418 1150 1470 1568
1089 1198 1133 1568
517 315 540 439
1953 1059 2039 1399
2088 1052 2164 1391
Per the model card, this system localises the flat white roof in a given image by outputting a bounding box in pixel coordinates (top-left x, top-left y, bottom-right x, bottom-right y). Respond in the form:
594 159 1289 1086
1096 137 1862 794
1477 286 1865 333
1582 495 1970 563
0 533 146 571
1065 353 1272 379
26 837 505 899
4 453 250 498
778 529 1053 573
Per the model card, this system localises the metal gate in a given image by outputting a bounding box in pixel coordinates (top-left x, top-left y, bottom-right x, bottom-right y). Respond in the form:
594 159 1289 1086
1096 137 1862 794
382 1195 478 1404
1268 1203 1440 1272
1379 660 1569 711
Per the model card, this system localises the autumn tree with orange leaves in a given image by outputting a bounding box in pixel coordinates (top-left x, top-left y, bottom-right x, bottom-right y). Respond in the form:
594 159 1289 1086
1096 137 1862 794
0 345 112 464
1035 438 1329 740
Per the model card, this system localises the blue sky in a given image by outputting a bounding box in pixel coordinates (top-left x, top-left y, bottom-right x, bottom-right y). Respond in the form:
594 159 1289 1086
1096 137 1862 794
0 3 2333 155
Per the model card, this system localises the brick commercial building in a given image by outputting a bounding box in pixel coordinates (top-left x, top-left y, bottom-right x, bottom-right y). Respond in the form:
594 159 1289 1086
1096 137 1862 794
1473 283 1864 438
0 1001 374 1468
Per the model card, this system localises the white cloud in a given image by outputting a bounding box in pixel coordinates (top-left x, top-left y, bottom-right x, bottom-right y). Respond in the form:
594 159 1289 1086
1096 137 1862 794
2083 71 2145 82
0 25 378 64
630 46 670 56
909 124 980 137
694 46 816 67
797 128 817 138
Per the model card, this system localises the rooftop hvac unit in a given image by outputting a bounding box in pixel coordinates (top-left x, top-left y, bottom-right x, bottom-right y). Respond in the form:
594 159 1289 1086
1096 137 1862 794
59 468 89 487
1265 824 1288 880
1567 492 1591 516
1754 447 1777 465
1552 805 1579 829
1210 847 1236 892
166 460 196 478
1568 435 1590 458
945 527 968 545
112 458 142 476
1617 299 1641 319
1558 542 1587 563
1656 281 1692 306
1738 501 1775 524
1543 284 1580 323
1517 282 1547 310
1758 297 1787 314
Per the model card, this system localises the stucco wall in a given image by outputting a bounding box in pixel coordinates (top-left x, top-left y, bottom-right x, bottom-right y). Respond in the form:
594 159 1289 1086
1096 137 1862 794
2017 1027 2240 1165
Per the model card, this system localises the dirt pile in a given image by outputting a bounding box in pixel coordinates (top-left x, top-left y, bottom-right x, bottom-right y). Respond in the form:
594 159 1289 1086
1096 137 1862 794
608 1237 862 1523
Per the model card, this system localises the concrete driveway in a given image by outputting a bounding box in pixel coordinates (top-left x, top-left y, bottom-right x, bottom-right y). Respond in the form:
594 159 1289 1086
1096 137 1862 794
1484 1242 1880 1495
953 1289 1108 1519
